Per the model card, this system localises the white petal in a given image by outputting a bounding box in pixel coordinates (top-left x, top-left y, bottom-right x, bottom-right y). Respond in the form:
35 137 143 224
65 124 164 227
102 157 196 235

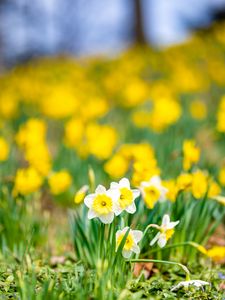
149 175 161 186
171 280 209 291
132 244 140 254
107 189 120 202
122 250 132 258
133 189 140 199
158 235 167 248
119 178 130 188
121 226 130 234
159 187 168 201
84 194 95 208
140 181 149 188
99 212 114 224
162 214 170 227
126 202 136 214
113 204 123 216
132 230 143 243
167 220 179 229
150 232 160 246
116 230 122 240
192 280 210 287
110 182 119 189
87 209 97 219
95 185 106 194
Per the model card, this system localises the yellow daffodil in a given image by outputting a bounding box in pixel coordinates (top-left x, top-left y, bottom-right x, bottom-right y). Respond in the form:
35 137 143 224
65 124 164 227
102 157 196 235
163 179 178 202
183 140 200 171
218 167 225 186
0 137 9 161
74 185 89 204
207 246 225 262
177 173 193 191
191 170 208 199
13 167 43 196
48 171 72 195
140 176 168 209
189 100 207 120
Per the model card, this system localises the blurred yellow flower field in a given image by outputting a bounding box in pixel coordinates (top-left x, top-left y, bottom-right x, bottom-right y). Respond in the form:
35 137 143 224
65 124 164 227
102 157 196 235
0 22 225 299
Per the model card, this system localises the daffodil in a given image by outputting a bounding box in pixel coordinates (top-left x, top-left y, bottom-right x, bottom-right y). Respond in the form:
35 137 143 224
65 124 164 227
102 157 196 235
150 214 179 248
116 227 143 258
0 137 9 161
84 185 119 224
110 178 140 216
48 170 72 195
140 176 168 209
183 140 200 171
74 185 89 204
171 280 210 291
13 167 43 196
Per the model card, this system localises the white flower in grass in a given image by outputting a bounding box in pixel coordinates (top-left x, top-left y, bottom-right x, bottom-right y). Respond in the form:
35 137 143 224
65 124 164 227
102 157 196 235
110 178 140 216
116 227 143 258
171 280 210 291
150 214 179 248
140 176 168 209
84 185 119 224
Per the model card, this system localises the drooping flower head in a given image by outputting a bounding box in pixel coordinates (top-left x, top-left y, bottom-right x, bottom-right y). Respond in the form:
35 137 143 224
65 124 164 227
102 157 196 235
110 178 140 216
171 280 210 291
84 185 119 224
150 214 179 248
116 227 143 258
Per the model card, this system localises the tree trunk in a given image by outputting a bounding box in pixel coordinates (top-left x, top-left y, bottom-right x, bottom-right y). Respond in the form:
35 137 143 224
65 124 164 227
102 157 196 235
134 0 146 44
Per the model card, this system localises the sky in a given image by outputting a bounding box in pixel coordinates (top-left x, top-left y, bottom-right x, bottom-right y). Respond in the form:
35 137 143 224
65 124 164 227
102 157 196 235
0 0 225 63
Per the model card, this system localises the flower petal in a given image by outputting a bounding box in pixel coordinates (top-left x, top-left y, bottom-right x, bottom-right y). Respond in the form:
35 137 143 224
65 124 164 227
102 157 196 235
132 230 143 243
87 209 97 219
107 189 120 202
121 226 130 234
99 212 114 224
162 214 170 227
110 182 119 189
84 194 95 208
133 189 140 199
158 235 167 248
150 232 160 246
122 250 132 258
119 178 130 188
149 175 161 186
132 244 140 254
126 202 136 214
113 204 123 216
167 220 179 229
95 185 106 194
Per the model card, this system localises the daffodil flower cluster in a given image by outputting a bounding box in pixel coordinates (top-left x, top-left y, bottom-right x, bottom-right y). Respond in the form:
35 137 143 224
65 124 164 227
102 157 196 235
84 177 181 258
84 178 140 224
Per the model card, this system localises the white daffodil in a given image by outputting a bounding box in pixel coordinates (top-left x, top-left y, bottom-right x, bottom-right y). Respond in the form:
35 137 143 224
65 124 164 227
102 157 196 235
116 227 143 258
150 214 179 248
84 185 119 224
140 175 168 209
110 178 140 216
171 280 210 291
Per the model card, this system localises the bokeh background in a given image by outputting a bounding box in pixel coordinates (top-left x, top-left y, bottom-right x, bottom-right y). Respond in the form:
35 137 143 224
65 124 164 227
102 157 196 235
0 0 225 65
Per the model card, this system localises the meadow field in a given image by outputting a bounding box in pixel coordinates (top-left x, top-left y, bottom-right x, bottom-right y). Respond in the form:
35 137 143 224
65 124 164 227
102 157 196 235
0 22 225 299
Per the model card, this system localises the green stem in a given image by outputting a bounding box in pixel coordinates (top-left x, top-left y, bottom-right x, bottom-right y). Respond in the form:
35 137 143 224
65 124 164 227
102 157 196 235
128 259 190 280
147 241 206 255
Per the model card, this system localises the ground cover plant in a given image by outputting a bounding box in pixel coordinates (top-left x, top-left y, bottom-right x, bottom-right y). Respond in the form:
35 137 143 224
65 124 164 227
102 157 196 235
0 22 225 299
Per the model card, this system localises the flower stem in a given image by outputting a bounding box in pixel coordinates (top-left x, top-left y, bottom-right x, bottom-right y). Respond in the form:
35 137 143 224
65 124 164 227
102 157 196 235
128 259 190 280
